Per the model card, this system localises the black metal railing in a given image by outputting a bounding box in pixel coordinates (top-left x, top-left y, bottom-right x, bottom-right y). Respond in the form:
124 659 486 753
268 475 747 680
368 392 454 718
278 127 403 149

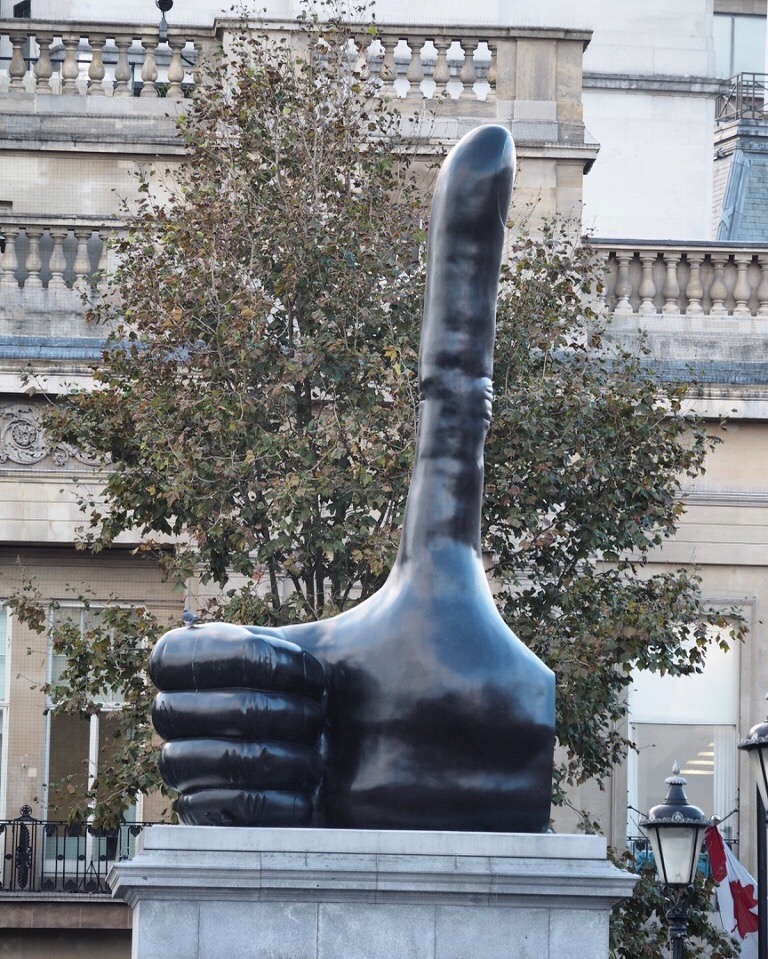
716 72 768 123
0 805 153 894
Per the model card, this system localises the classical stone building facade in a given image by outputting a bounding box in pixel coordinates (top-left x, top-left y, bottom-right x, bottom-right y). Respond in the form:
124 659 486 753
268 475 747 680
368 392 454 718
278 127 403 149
1 0 768 954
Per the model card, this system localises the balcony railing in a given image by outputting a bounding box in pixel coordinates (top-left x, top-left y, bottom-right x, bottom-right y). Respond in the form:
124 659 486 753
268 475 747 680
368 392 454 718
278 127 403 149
592 240 768 319
0 20 215 98
0 216 119 344
291 23 498 102
716 72 768 124
0 18 515 103
0 805 153 895
0 215 116 291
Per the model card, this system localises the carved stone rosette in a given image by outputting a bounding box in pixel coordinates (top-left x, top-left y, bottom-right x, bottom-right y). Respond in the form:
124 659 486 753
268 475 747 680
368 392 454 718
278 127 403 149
0 403 101 469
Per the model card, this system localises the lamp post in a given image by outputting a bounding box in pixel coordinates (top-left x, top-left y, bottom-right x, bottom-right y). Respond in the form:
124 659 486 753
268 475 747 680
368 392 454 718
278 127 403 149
156 0 173 44
639 763 710 959
738 698 768 959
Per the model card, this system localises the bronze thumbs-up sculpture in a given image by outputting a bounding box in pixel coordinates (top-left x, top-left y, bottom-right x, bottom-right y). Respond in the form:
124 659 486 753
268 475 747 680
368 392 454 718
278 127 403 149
149 124 556 832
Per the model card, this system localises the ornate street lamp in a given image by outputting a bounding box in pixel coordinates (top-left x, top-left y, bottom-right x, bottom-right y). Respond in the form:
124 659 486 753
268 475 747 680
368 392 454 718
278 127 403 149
640 763 710 959
739 698 768 959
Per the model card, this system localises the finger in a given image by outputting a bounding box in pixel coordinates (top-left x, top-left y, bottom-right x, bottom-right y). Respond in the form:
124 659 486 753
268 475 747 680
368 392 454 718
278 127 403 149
152 690 325 744
398 126 515 557
420 124 514 388
158 738 322 792
148 622 326 698
176 788 313 827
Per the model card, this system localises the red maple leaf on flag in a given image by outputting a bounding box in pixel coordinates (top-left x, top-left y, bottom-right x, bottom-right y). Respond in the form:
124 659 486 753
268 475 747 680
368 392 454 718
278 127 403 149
729 879 760 938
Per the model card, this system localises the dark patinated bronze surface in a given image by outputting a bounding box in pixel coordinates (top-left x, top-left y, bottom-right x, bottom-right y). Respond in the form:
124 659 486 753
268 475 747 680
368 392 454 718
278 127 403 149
149 124 556 832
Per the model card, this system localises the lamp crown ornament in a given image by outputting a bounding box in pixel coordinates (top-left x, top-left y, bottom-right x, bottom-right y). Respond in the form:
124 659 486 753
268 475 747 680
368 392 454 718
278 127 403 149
645 762 710 826
740 693 768 748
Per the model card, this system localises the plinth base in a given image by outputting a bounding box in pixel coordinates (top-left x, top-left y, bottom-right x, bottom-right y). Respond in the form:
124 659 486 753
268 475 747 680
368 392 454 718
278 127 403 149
108 826 637 959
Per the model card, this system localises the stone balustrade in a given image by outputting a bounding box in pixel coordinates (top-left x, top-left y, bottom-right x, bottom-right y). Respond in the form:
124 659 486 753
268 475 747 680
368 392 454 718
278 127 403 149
0 216 120 342
593 240 768 319
306 23 498 101
0 19 497 103
593 240 768 392
0 18 571 104
0 20 216 97
0 216 119 291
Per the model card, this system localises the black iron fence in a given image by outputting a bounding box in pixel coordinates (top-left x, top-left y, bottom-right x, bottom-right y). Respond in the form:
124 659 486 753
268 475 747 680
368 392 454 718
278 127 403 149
0 805 153 894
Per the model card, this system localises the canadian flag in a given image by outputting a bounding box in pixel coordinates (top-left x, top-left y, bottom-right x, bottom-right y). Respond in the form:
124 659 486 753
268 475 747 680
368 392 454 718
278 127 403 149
705 825 760 959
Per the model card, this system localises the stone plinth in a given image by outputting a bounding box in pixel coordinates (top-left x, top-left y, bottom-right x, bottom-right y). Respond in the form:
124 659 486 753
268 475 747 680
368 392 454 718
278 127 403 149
108 826 637 959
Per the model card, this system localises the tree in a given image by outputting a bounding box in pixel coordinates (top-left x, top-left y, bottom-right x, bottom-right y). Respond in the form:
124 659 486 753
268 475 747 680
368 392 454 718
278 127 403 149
63 9 425 614
10 13 744 955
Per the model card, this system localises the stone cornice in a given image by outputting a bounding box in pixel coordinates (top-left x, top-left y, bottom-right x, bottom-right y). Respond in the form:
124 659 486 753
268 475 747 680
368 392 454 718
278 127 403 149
583 72 724 97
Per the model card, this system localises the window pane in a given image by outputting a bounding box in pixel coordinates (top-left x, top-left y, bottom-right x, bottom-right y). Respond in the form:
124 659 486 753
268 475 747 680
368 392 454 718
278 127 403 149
629 629 738 725
733 16 766 75
47 711 90 818
633 723 737 836
714 15 734 78
51 607 125 706
50 608 81 688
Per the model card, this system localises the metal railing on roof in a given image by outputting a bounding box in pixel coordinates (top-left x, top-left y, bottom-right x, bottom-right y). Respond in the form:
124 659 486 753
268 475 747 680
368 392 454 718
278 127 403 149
716 72 768 123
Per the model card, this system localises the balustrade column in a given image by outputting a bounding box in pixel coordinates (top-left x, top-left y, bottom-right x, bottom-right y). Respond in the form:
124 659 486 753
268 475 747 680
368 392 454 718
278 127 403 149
60 34 81 95
637 253 658 315
594 265 607 319
8 32 28 92
680 253 703 315
733 254 752 316
192 39 206 87
379 38 398 92
73 230 92 290
140 37 160 97
757 255 768 318
433 39 450 94
0 228 20 291
34 33 54 94
96 233 109 295
24 228 43 290
167 36 186 99
710 255 728 315
614 252 633 314
406 38 425 92
192 38 218 88
661 254 681 315
460 44 478 89
114 37 133 97
48 229 68 291
485 42 497 90
87 36 107 96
